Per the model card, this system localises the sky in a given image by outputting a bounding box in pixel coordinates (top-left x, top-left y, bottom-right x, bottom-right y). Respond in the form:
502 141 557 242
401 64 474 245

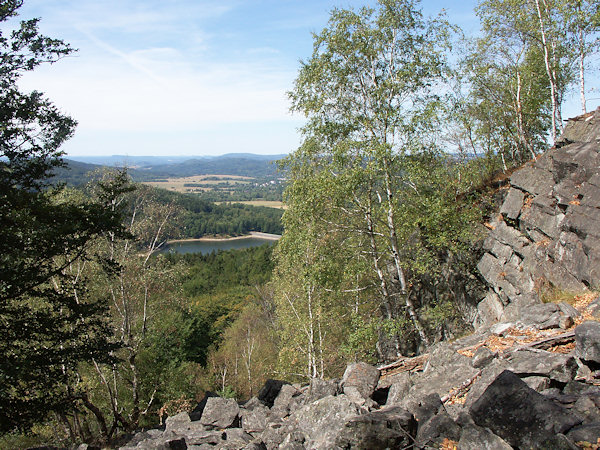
0 0 534 157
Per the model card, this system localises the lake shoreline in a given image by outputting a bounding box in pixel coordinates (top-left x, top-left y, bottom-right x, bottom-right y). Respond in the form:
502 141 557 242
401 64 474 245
167 231 281 244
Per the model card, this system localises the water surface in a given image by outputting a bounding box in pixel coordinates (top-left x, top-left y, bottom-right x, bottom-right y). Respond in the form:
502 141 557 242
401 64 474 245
162 237 277 255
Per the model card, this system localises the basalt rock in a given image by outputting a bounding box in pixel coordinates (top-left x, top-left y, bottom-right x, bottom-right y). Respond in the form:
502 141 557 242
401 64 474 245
475 108 600 329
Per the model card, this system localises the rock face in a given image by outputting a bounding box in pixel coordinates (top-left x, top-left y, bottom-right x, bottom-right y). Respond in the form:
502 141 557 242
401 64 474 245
476 108 600 328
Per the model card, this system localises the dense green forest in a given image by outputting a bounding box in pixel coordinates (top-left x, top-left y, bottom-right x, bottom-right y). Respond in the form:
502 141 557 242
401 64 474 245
132 155 281 180
2 0 599 447
148 186 283 236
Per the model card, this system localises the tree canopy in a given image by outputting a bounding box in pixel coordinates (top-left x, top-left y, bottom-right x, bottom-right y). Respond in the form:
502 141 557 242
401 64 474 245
0 0 126 431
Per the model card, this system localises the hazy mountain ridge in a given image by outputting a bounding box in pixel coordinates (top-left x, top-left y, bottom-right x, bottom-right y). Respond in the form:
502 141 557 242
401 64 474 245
55 154 287 185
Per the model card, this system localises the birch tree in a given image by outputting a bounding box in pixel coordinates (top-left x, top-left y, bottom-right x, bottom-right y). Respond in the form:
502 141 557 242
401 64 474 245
279 0 473 358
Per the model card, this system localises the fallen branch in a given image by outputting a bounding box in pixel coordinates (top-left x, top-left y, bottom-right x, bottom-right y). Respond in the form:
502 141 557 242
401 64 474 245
509 330 575 353
441 370 482 404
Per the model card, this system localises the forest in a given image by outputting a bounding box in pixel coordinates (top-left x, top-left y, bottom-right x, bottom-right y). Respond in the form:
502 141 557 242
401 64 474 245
1 0 599 447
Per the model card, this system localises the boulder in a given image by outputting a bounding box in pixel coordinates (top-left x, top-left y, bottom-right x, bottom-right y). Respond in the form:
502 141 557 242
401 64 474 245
270 384 301 420
189 391 219 421
500 187 525 220
469 370 581 448
576 321 600 363
341 362 380 401
385 371 412 406
334 406 417 449
471 346 495 369
241 404 269 434
566 423 600 445
257 379 289 408
293 395 361 448
523 376 551 392
183 429 224 446
516 302 561 329
223 428 253 447
508 349 578 383
258 422 295 450
200 397 240 429
415 410 461 448
458 424 512 450
165 412 192 433
305 378 339 403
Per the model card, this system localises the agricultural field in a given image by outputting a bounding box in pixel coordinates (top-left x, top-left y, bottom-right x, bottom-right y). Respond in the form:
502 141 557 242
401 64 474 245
215 200 286 209
143 175 252 193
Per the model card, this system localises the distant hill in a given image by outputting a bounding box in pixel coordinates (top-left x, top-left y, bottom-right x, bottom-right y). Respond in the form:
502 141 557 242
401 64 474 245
131 155 285 180
51 159 105 186
52 154 287 186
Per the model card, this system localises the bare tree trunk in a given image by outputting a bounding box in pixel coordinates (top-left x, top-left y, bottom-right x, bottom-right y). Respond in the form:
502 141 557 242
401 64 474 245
381 157 430 346
535 0 559 142
579 27 587 113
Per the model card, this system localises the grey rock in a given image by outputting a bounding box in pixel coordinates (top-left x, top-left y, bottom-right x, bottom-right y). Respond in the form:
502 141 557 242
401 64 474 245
566 423 600 445
558 301 581 318
586 296 600 318
416 410 461 448
469 370 582 448
341 362 380 401
508 349 577 383
242 442 267 450
200 397 240 429
305 378 338 403
334 406 417 450
489 322 513 336
409 393 443 424
385 371 412 405
270 384 300 420
516 301 560 328
576 321 600 363
458 424 512 450
573 395 600 424
293 395 361 449
523 376 551 392
472 346 495 369
560 314 575 330
258 422 293 450
183 430 224 446
500 187 525 220
223 428 253 447
475 292 504 328
510 164 555 196
241 404 269 433
242 397 263 411
165 412 192 433
257 379 289 408
190 392 219 421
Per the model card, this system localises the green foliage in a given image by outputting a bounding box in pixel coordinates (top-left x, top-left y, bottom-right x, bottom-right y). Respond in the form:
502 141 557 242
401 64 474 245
0 1 125 433
174 244 274 297
276 0 479 365
216 386 237 399
149 186 283 237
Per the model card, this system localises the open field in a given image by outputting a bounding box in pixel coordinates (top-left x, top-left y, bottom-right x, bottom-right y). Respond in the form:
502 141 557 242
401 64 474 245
142 175 252 193
215 200 286 209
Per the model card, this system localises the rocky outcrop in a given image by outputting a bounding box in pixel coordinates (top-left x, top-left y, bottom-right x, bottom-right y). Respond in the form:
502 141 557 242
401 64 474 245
118 317 600 448
476 108 600 328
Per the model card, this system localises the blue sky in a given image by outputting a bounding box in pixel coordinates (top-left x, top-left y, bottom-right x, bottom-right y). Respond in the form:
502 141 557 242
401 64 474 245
6 0 501 156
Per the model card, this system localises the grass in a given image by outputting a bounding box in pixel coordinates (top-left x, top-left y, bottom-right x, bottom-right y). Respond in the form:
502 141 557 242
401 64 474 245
540 285 598 306
142 175 252 193
215 200 286 209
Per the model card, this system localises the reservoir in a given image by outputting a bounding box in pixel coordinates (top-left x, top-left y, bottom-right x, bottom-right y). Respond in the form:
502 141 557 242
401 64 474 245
161 233 280 255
